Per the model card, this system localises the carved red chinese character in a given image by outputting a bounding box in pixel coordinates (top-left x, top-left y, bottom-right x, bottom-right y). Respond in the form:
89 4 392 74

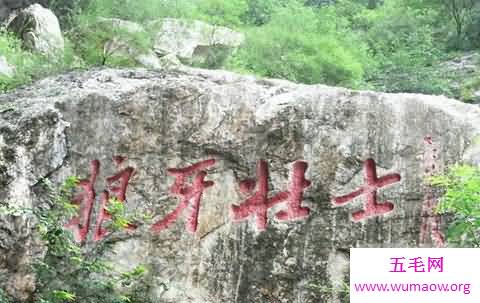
333 158 401 221
94 156 136 241
230 160 311 231
65 160 99 243
151 159 216 234
65 156 136 243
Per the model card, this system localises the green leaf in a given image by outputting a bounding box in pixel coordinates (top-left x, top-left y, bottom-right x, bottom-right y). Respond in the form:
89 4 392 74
52 290 76 302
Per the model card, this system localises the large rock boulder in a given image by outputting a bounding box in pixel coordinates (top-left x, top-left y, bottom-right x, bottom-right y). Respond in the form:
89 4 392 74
1 67 480 302
151 18 245 67
7 3 64 55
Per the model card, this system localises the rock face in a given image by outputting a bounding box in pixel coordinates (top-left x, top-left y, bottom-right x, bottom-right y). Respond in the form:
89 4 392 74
1 67 480 302
151 18 245 67
7 3 64 55
0 56 14 78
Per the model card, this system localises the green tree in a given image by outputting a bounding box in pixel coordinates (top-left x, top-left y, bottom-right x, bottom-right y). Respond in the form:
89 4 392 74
403 0 479 48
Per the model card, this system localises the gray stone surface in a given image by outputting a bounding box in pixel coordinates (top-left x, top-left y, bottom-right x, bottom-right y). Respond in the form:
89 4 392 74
1 67 480 302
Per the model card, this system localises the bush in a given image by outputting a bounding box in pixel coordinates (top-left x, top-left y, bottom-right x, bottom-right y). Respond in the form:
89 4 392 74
459 73 480 102
357 0 451 95
1 0 477 97
67 13 153 67
196 0 248 27
35 177 154 303
0 28 76 93
79 0 197 23
0 177 153 302
228 2 373 87
463 8 480 49
242 0 277 25
429 164 480 247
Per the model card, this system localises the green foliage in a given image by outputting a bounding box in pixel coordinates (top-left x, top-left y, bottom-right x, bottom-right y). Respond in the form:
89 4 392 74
0 289 12 303
105 197 135 231
52 291 76 302
0 28 75 93
81 0 197 22
242 0 277 25
459 73 480 102
39 177 153 303
403 0 480 50
429 164 480 247
228 1 372 87
2 0 480 98
67 11 153 67
463 6 480 49
196 0 248 27
357 0 450 95
0 29 41 92
307 280 350 302
0 177 152 302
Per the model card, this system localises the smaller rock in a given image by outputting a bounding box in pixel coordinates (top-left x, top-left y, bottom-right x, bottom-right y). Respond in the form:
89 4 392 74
7 3 64 55
441 52 479 73
0 55 14 77
150 18 245 67
95 18 160 69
